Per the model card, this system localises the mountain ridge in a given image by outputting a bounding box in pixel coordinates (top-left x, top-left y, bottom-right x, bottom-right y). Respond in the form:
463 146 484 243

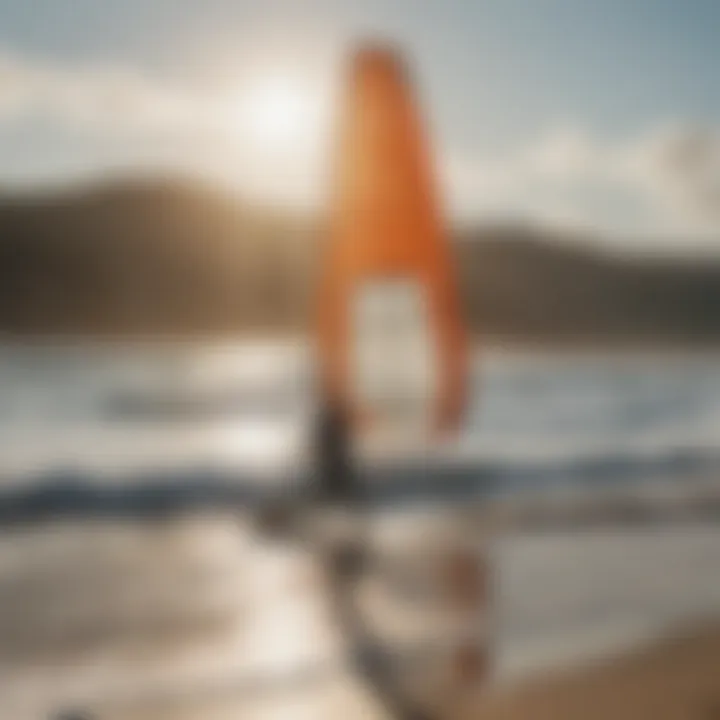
0 178 719 344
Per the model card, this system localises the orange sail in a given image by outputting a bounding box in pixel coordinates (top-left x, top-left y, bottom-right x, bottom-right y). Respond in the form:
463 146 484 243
318 43 468 437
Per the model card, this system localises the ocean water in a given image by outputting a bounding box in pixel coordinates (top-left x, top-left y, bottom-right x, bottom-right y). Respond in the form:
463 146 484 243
2 343 720 718
0 342 718 500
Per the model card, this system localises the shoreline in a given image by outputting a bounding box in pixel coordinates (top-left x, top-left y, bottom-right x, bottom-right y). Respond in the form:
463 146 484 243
0 466 719 531
1 332 720 354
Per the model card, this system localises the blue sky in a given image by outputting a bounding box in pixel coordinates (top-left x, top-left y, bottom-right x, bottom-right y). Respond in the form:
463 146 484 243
1 0 719 247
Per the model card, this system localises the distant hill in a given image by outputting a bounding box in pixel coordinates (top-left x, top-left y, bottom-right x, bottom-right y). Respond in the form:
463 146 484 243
0 179 316 335
455 227 720 344
1 179 719 345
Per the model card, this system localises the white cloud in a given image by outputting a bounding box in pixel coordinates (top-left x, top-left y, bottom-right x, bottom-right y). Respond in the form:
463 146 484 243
444 123 720 245
524 125 599 181
0 50 217 136
625 124 720 229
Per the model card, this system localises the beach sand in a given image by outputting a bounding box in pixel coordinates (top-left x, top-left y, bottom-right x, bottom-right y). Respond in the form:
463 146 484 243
1 513 718 719
461 625 720 720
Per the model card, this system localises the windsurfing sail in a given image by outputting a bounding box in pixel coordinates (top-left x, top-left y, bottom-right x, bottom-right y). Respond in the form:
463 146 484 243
317 43 468 440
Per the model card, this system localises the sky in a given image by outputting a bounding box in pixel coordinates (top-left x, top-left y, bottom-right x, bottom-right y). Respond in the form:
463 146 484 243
1 0 720 249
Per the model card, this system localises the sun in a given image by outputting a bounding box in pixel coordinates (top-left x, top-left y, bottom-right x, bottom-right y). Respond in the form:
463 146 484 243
217 68 333 206
234 74 323 153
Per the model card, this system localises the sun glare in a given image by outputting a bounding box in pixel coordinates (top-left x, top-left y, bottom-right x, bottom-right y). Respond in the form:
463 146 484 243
235 75 322 152
218 67 333 207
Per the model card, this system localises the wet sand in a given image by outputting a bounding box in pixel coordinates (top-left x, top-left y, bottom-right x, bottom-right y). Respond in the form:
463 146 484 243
1 513 719 719
463 625 720 720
